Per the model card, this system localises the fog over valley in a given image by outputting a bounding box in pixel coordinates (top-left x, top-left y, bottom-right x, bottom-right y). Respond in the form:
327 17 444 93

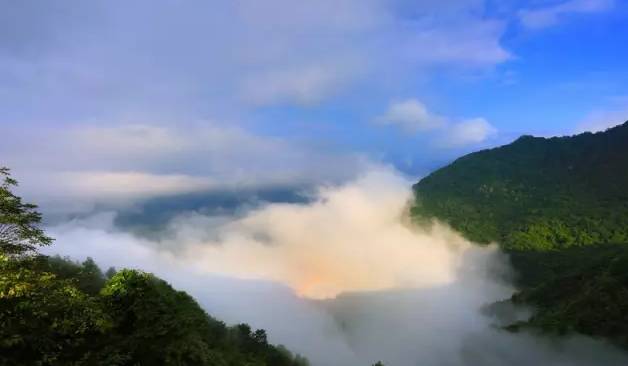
43 166 628 366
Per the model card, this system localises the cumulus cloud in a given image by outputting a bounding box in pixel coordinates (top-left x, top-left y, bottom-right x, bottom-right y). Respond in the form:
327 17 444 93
376 99 445 132
376 99 497 148
519 0 614 29
441 118 498 148
44 166 628 366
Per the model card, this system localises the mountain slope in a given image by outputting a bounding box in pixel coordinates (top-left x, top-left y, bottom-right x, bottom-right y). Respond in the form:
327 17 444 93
411 121 628 346
411 121 628 250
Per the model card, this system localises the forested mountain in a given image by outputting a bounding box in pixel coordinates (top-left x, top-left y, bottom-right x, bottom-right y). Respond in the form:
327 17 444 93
412 121 628 251
0 168 308 366
411 121 628 346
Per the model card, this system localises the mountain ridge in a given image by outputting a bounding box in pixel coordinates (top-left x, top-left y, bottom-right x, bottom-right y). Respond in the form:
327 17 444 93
410 120 628 346
412 121 628 250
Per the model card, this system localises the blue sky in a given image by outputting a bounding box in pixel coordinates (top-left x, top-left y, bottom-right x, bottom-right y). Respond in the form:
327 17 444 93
1 0 627 212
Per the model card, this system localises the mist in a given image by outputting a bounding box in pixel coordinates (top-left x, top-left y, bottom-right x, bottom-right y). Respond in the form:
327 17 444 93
45 166 628 366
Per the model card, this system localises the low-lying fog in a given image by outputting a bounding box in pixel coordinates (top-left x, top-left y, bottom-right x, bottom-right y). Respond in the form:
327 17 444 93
45 166 628 366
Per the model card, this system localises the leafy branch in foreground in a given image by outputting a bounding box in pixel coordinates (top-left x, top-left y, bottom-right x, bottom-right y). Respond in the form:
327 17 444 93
0 167 52 256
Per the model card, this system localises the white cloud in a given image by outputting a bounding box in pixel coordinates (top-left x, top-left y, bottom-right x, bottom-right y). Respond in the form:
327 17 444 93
241 63 362 106
47 165 510 299
519 0 614 29
1 0 513 213
376 99 497 148
2 122 366 213
441 118 498 148
0 0 512 113
56 171 216 199
401 19 511 66
376 99 445 132
71 125 188 156
574 106 628 133
174 166 485 299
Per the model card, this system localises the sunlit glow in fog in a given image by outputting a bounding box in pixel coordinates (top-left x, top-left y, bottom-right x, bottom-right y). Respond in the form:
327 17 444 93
169 167 493 298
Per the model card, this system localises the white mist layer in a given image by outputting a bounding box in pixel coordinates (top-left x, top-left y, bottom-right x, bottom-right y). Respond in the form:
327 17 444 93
45 166 628 366
164 167 499 299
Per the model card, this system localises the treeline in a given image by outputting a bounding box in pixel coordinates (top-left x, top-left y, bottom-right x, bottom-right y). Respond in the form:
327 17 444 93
410 122 628 347
0 167 308 366
412 121 628 251
507 244 628 347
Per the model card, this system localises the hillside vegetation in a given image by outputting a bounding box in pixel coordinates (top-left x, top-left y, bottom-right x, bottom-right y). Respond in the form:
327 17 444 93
411 122 628 346
412 121 628 251
0 167 308 366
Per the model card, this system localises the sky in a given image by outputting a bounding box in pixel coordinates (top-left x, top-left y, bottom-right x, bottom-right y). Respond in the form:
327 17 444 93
2 0 628 211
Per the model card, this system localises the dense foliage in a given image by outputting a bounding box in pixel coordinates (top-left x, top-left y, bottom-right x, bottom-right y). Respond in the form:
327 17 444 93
0 255 109 365
412 121 628 250
507 244 628 346
0 168 308 366
411 122 628 346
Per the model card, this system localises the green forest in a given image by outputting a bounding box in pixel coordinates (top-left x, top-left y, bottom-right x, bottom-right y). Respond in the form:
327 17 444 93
411 121 628 347
0 167 309 366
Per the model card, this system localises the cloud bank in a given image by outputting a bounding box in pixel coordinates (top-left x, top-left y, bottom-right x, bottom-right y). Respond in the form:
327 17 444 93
2 122 366 214
168 167 490 299
44 166 628 366
0 0 511 119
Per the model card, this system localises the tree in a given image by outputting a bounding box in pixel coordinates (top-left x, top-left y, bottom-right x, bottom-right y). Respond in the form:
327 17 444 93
0 255 110 365
77 257 106 295
105 266 118 279
99 269 228 365
0 167 52 256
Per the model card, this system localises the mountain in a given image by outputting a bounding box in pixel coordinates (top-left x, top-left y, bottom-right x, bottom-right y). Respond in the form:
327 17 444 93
411 121 628 346
411 121 628 251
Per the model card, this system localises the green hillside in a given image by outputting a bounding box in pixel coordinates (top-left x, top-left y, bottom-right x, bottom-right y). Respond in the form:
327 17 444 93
412 121 628 251
0 167 308 366
411 121 628 345
507 244 628 345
